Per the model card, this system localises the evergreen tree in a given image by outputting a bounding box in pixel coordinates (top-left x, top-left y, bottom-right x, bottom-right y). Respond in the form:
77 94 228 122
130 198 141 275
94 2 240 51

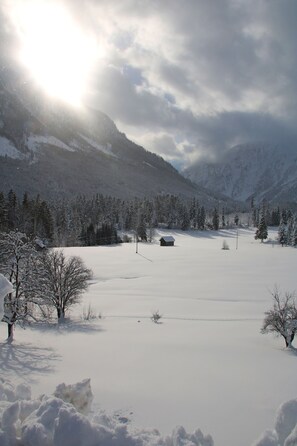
96 223 118 245
221 208 226 228
255 211 268 242
278 220 287 247
7 189 17 230
291 218 297 247
212 208 219 230
197 206 206 230
271 207 281 226
179 204 190 231
86 223 96 246
189 198 198 228
0 192 8 232
136 213 147 241
286 216 294 246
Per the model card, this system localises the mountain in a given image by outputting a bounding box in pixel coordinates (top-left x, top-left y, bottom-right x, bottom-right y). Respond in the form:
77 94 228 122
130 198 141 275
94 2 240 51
183 143 297 205
0 71 231 207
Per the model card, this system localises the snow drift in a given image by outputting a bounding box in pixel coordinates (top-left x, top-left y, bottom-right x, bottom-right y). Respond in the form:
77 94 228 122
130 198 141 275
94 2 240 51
0 378 214 446
1 377 297 446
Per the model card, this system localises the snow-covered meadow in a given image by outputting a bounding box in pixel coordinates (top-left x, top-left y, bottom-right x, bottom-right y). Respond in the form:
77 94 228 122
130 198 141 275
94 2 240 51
1 228 297 446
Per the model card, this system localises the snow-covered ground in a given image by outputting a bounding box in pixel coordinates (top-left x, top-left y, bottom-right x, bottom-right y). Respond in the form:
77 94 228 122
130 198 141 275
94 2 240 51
1 228 297 446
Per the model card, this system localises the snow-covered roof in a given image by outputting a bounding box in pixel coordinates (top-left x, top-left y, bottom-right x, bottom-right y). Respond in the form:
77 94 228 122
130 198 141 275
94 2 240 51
159 236 175 242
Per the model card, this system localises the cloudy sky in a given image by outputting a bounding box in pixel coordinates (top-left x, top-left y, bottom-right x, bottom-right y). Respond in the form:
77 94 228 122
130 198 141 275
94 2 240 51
1 0 297 169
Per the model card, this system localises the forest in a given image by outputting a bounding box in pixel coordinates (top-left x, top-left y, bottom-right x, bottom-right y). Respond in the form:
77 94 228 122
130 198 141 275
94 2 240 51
0 189 294 247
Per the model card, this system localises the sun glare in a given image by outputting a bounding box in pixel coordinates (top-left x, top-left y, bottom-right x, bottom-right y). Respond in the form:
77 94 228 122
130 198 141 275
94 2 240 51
11 1 99 106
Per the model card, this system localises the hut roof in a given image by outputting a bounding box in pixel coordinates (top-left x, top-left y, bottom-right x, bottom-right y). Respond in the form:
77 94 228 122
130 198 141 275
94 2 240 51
159 236 175 242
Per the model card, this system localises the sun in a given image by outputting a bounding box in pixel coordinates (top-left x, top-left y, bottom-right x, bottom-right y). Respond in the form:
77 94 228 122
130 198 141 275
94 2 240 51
11 1 99 106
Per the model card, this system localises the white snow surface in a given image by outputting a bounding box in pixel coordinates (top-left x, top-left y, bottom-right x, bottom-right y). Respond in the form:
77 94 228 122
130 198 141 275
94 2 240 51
0 136 23 159
0 274 13 299
27 135 75 152
0 377 214 446
1 229 297 446
79 134 116 157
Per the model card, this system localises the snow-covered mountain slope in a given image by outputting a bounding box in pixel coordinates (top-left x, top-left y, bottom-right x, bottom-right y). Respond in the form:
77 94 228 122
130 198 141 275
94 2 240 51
183 143 297 205
0 71 229 205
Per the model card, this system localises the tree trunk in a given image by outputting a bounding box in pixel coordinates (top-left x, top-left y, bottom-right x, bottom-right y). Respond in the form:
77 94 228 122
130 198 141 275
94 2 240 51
7 323 14 342
57 307 65 322
284 332 295 348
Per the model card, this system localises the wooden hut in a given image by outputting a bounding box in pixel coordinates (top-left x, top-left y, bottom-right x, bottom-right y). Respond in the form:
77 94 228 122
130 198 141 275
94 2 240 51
159 236 175 246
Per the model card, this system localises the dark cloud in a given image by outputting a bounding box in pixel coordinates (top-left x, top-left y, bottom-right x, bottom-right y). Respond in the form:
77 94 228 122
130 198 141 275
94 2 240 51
1 0 297 168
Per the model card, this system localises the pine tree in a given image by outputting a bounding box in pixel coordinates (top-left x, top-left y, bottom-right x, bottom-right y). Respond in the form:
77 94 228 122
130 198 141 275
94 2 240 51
291 218 297 247
86 223 96 246
271 207 281 226
221 208 226 228
212 208 219 230
278 219 287 247
197 206 206 230
0 192 8 232
255 211 268 242
179 204 190 231
7 189 17 230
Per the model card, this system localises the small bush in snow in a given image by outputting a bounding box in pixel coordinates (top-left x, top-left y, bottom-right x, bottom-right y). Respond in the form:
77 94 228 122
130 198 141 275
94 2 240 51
222 240 230 250
82 304 99 321
151 310 162 324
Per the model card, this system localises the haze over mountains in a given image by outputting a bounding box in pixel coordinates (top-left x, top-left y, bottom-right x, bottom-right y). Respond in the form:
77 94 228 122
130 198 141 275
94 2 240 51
184 143 297 206
0 70 226 206
1 68 297 208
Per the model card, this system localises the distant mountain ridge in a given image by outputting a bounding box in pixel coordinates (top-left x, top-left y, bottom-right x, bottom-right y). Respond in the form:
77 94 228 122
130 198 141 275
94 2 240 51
0 70 229 207
183 143 297 205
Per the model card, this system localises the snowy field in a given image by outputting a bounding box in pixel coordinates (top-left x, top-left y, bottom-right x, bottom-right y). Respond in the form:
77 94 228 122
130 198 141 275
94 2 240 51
1 228 297 446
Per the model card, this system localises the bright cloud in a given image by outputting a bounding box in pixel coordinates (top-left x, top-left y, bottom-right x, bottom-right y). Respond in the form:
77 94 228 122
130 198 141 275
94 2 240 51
1 0 297 167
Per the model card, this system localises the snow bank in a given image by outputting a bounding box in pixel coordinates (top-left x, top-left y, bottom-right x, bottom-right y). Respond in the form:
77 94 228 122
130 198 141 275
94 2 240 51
253 399 297 446
1 377 297 446
0 378 214 446
54 378 93 415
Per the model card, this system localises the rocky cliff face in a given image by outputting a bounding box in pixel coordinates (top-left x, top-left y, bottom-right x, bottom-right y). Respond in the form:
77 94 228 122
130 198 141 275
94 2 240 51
184 143 297 205
0 71 226 205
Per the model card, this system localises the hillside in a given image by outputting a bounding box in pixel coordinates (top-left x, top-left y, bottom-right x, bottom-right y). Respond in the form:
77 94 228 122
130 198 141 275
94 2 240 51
184 143 297 205
0 70 229 206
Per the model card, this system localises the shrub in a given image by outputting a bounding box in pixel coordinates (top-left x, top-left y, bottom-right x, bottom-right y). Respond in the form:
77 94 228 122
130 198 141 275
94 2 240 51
151 310 162 324
222 240 230 250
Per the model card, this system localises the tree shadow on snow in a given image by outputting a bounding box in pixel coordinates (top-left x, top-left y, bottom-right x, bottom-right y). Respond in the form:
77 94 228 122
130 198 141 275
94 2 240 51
286 346 297 357
31 319 105 335
156 228 242 241
0 341 61 382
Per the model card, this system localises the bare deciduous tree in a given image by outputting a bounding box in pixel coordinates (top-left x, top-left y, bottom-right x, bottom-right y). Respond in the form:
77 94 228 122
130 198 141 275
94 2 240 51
39 250 92 321
261 287 297 347
0 231 42 340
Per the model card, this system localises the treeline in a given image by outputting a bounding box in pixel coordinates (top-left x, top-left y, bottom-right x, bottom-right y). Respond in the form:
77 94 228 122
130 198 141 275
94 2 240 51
0 190 209 246
278 214 297 247
0 189 294 247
